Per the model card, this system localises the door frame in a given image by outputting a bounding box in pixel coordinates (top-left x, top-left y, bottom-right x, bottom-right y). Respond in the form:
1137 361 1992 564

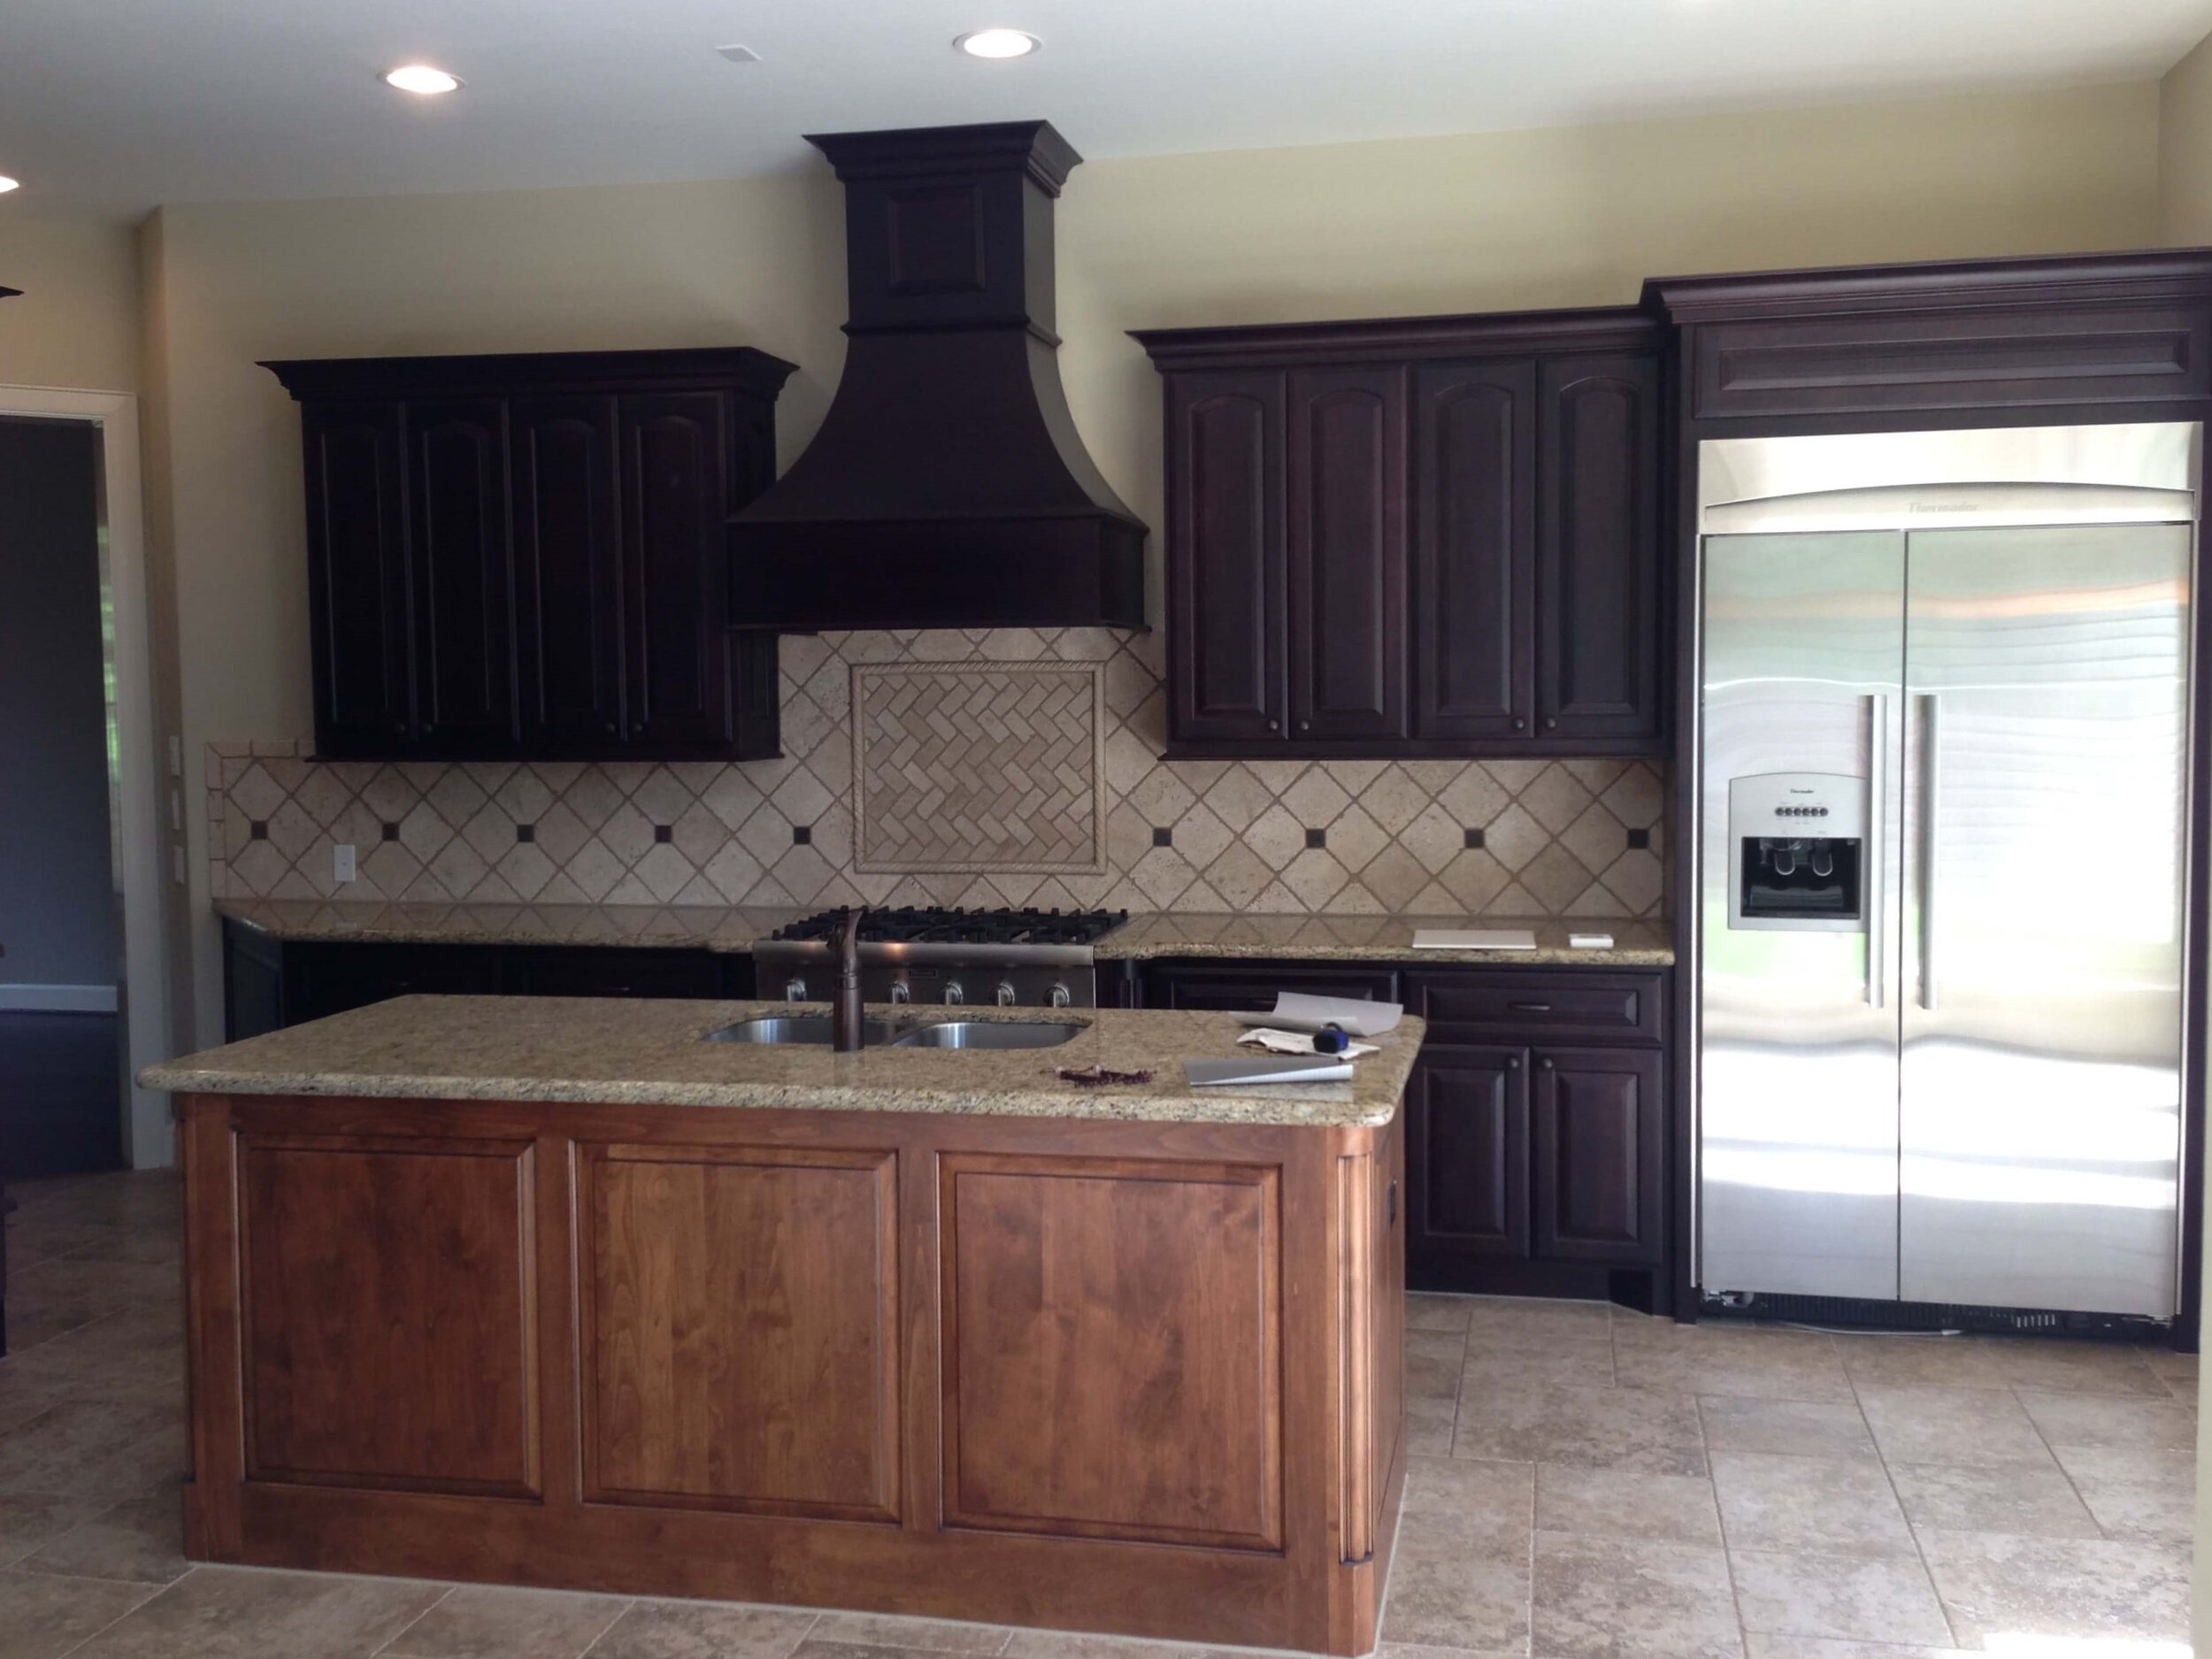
0 383 173 1168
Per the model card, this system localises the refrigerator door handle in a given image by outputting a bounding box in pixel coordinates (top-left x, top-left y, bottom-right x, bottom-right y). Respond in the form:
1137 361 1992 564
1916 692 1940 1011
1865 692 1886 1009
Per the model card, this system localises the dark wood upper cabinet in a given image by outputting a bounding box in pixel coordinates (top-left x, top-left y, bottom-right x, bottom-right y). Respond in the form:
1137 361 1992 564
266 348 796 762
1412 360 1533 741
512 395 624 749
1138 308 1663 758
1536 354 1660 743
301 401 412 752
408 400 517 749
1166 371 1284 744
1286 366 1408 741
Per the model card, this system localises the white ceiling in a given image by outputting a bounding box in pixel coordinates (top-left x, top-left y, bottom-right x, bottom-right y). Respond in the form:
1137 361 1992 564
5 0 2211 220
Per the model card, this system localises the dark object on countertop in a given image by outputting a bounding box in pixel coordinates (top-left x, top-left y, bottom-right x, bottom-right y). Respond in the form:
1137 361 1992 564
832 907 867 1054
1055 1064 1156 1087
1312 1023 1350 1055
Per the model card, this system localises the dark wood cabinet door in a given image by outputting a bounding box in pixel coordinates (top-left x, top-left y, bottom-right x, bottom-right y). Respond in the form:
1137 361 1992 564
1406 1046 1529 1276
1286 367 1407 741
512 395 626 749
1167 370 1285 744
1411 360 1533 741
1535 354 1660 743
1531 1045 1662 1265
408 399 518 750
301 400 413 752
621 392 733 751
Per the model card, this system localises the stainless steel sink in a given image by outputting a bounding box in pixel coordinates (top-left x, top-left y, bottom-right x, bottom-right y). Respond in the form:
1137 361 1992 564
889 1020 1087 1050
704 1016 902 1046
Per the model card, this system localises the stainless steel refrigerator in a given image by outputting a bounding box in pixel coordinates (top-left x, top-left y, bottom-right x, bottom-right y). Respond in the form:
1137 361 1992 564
1695 423 2198 1321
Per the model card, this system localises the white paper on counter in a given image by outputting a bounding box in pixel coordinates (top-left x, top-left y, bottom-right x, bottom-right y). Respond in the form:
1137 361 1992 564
1411 928 1537 950
1185 1056 1356 1087
1229 992 1403 1037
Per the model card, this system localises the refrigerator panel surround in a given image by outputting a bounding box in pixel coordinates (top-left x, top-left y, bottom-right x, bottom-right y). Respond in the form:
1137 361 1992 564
1699 531 1906 1301
1898 522 2193 1317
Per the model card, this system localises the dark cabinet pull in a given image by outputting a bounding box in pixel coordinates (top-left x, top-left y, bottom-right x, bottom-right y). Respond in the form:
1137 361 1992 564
1512 718 1525 730
1297 719 1310 733
1540 1056 1555 1070
1506 1055 1520 1069
1509 1002 1552 1012
1266 718 1280 732
1544 717 1558 731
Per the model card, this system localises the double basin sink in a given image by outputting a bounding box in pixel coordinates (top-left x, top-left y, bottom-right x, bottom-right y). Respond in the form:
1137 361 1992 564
706 1015 1087 1050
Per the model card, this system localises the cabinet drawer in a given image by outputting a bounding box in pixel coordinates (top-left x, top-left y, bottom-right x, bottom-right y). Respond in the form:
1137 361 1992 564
1141 962 1400 1012
503 947 721 1000
1406 971 1663 1045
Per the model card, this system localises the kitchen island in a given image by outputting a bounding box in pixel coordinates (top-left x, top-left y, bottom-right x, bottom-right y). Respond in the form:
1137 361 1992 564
141 997 1417 1655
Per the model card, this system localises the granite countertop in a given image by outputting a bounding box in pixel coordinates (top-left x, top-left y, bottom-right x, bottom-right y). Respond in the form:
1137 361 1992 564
216 899 1673 967
139 997 1424 1129
1095 913 1673 966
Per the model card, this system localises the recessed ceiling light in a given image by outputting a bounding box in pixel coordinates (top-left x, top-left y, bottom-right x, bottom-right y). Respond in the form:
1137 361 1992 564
716 43 762 64
0 177 19 195
954 28 1040 59
382 64 464 96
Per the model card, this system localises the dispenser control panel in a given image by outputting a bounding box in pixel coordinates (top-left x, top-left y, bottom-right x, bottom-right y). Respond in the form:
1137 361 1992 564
1726 772 1868 933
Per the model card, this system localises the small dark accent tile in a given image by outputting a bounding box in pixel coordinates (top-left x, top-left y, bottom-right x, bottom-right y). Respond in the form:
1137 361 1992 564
1626 826 1651 850
249 820 268 841
380 822 401 842
793 825 812 846
516 823 535 844
1304 827 1327 849
654 825 673 844
1464 826 1486 849
1152 826 1173 848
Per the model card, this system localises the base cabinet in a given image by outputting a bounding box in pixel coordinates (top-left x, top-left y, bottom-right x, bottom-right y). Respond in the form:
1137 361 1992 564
221 921 747 1040
1139 958 1672 1309
178 1093 1405 1655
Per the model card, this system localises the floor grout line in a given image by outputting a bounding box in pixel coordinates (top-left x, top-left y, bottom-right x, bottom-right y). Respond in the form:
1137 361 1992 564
365 1581 457 1658
1851 1363 1962 1650
48 1561 195 1659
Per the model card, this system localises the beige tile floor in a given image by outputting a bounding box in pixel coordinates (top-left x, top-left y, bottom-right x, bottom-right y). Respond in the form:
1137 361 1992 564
0 1170 2198 1658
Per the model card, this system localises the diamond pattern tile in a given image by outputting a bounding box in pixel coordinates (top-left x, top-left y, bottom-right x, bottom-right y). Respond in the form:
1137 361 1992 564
209 633 1668 920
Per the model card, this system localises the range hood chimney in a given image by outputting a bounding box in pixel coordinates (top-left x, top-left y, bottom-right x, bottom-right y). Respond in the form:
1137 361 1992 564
729 120 1148 631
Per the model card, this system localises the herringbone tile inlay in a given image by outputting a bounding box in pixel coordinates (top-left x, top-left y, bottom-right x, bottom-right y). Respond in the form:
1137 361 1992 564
853 663 1105 873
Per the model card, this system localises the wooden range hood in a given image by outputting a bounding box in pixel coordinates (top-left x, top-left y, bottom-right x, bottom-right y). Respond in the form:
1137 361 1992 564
728 120 1148 631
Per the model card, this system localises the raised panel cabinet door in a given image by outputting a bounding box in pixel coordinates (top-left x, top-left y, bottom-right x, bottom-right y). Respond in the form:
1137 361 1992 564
1531 1045 1663 1265
1406 1047 1529 1275
1535 353 1661 743
577 1144 900 1520
236 1133 538 1496
408 399 518 750
1411 360 1534 740
940 1153 1283 1550
511 395 626 748
301 400 413 751
621 392 734 750
1286 366 1408 740
1166 370 1286 744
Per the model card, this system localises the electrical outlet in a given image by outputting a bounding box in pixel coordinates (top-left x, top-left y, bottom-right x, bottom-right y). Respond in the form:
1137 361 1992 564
334 843 357 883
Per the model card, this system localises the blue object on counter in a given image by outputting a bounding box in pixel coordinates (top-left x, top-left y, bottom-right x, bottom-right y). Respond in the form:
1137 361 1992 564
1312 1023 1350 1055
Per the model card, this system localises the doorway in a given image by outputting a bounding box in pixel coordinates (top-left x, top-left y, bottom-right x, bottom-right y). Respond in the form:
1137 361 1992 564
0 416 122 1173
0 386 167 1176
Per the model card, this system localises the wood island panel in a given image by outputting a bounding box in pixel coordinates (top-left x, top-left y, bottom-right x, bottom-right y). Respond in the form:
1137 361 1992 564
235 1132 539 1497
940 1154 1281 1549
177 1091 1405 1656
577 1142 900 1519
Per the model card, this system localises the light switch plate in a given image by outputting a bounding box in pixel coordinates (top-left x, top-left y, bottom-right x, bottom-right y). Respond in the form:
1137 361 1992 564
334 844 357 883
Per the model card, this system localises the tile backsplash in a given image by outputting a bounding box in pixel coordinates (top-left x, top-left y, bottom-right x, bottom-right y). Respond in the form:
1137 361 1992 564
209 629 1666 918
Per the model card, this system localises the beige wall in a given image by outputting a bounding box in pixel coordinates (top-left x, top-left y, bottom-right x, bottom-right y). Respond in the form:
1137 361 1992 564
0 215 141 392
140 80 2163 1042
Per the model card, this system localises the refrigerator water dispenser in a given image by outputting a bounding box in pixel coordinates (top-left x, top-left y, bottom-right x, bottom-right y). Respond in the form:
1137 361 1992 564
1726 773 1866 930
